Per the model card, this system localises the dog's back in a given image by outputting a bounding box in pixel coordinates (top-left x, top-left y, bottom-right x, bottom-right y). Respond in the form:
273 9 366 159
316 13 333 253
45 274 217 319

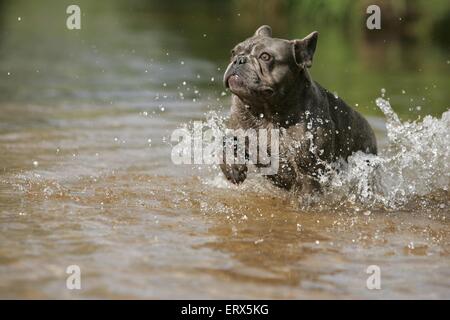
318 82 378 159
314 82 377 159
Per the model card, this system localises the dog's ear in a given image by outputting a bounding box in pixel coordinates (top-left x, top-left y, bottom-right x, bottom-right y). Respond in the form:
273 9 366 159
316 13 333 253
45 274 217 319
254 25 272 37
291 31 319 68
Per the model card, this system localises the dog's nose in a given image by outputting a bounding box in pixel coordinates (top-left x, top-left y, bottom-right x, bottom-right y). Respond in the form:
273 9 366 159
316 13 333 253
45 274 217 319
234 55 247 65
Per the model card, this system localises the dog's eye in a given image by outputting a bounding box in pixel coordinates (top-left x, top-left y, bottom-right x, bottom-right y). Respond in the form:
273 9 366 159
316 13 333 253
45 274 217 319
259 52 271 61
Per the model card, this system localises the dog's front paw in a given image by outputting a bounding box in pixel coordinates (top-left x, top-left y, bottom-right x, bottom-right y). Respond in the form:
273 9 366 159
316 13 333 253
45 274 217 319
220 164 247 184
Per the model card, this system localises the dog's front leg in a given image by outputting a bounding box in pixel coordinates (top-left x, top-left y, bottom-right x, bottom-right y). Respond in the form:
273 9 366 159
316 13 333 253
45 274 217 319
220 163 248 184
283 123 336 191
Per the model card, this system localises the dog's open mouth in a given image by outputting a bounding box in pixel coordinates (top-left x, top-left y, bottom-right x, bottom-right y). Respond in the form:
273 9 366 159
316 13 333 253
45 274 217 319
225 73 274 98
225 74 244 90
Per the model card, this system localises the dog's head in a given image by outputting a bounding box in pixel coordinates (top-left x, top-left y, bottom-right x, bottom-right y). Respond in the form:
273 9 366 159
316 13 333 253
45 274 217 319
223 25 318 107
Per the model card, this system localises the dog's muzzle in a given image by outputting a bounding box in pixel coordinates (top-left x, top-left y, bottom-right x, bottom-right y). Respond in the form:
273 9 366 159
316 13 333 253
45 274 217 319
223 55 248 88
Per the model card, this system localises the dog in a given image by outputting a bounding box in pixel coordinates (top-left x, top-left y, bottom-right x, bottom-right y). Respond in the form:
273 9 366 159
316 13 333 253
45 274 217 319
221 25 377 192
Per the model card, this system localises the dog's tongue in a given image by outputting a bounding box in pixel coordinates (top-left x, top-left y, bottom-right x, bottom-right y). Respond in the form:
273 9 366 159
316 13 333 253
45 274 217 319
228 75 243 89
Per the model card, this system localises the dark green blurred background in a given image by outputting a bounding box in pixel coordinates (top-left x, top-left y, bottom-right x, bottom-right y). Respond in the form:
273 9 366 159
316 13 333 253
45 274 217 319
0 0 449 124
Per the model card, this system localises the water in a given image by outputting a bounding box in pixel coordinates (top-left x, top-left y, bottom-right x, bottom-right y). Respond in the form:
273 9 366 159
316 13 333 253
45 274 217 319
321 97 450 209
0 0 449 299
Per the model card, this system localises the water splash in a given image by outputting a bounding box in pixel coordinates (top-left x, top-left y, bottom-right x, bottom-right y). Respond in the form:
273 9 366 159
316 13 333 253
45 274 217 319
323 97 450 208
206 95 449 210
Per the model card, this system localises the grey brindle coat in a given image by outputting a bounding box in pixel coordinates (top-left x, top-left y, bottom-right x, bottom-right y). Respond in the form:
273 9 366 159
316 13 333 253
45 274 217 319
221 25 377 192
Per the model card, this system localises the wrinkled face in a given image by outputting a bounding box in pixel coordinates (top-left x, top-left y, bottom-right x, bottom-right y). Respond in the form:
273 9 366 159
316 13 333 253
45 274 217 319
223 26 318 107
223 37 297 104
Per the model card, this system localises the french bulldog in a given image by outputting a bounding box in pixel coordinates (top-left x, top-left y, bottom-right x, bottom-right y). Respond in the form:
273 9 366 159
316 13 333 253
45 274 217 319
221 25 377 192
